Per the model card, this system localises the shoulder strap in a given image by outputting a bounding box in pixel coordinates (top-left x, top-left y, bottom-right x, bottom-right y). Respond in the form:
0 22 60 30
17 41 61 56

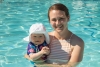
69 33 73 41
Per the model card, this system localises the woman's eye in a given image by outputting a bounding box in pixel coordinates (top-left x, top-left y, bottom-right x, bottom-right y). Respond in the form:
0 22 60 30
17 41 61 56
52 19 56 21
59 18 64 21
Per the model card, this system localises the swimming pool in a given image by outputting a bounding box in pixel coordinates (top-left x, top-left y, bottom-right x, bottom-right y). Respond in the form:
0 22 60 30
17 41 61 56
0 0 100 67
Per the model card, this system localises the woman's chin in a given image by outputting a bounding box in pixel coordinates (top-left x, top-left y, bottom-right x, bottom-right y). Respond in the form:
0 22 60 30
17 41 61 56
56 29 63 33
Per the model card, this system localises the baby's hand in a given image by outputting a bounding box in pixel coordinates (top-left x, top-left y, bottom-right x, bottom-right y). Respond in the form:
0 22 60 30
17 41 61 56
41 46 50 55
42 46 49 50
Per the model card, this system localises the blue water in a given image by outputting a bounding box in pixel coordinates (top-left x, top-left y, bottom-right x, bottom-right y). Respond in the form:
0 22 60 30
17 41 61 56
0 0 100 67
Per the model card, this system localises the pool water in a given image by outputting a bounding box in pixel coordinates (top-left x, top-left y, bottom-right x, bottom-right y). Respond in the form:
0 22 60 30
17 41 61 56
0 0 100 67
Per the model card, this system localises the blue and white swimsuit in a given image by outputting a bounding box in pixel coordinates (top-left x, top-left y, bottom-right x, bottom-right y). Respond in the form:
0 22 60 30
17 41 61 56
27 41 48 60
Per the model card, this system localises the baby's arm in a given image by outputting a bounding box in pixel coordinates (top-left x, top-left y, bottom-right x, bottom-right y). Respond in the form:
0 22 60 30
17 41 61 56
29 51 44 61
29 46 50 61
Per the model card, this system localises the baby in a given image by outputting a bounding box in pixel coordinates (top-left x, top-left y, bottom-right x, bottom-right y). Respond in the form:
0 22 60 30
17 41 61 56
24 23 50 65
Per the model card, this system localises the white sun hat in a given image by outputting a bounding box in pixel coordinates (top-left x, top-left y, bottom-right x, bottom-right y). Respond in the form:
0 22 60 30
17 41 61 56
23 23 50 44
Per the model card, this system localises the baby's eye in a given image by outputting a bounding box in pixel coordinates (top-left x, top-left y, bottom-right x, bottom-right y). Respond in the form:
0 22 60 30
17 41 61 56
33 36 36 37
39 36 42 37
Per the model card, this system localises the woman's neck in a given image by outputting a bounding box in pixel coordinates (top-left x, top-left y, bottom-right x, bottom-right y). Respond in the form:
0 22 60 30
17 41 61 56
54 29 72 40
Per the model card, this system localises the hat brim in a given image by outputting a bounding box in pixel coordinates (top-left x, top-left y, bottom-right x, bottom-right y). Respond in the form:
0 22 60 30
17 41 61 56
23 36 29 42
23 32 50 44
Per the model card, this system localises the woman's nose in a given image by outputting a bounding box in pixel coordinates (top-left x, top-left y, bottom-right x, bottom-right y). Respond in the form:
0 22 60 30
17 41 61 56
56 20 60 24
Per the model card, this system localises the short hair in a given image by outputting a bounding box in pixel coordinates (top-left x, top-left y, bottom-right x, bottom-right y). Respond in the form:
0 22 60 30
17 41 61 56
48 3 69 20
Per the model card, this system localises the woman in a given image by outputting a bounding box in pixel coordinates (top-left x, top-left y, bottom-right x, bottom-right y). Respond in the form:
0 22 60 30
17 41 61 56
25 3 84 67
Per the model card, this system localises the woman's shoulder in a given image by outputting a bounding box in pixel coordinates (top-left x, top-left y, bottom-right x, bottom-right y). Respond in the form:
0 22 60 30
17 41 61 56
48 31 54 38
48 31 54 36
71 34 84 47
48 32 54 44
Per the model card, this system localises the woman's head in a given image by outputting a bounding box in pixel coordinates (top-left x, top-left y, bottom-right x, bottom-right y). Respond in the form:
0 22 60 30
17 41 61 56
48 3 70 33
48 3 69 20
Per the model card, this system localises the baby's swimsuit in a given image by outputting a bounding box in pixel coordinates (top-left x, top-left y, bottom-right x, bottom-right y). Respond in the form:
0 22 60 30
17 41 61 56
27 41 48 67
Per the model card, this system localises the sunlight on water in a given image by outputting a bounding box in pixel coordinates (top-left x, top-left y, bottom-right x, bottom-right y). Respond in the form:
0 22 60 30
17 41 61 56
0 0 100 67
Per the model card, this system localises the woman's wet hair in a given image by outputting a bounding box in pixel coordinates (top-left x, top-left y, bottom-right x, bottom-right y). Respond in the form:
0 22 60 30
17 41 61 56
48 3 69 20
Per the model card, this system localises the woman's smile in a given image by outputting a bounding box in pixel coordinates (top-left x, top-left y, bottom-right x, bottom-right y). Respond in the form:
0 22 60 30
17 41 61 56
56 24 63 30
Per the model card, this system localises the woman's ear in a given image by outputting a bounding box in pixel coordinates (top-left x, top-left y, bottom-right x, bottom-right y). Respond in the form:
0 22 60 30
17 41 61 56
68 15 70 21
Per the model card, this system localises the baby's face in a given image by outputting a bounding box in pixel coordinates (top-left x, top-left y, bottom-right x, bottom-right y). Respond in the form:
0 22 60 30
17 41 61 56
30 34 45 45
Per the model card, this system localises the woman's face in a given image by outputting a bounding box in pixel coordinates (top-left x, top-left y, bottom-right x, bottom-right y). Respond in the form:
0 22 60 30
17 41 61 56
49 10 69 33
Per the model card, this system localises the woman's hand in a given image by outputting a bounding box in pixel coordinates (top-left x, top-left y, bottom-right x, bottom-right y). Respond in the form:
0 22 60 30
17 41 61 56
61 64 72 67
24 54 33 61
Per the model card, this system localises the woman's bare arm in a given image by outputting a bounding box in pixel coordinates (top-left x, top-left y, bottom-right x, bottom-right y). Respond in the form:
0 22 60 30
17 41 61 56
61 36 84 67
